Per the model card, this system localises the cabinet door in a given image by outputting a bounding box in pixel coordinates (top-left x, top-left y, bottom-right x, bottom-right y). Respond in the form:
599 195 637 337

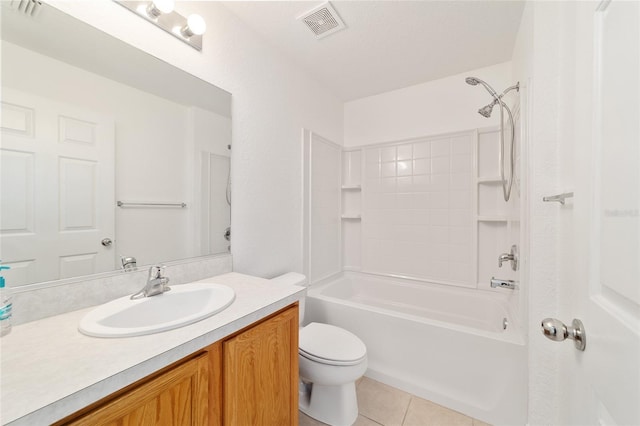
66 353 209 426
223 305 299 426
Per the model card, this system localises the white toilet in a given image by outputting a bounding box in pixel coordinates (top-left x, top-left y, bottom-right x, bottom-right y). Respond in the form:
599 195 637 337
271 273 367 426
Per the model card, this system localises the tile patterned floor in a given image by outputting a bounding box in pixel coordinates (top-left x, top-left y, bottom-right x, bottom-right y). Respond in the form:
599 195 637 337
299 377 491 426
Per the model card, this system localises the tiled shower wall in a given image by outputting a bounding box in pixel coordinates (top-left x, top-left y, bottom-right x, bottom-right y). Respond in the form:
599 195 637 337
306 126 520 290
361 133 475 286
339 127 520 291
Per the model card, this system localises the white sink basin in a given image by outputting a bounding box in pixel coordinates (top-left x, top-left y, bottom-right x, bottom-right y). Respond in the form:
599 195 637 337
79 283 235 338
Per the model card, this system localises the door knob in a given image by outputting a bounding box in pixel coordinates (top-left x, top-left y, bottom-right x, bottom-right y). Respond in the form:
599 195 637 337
541 318 586 351
101 238 113 247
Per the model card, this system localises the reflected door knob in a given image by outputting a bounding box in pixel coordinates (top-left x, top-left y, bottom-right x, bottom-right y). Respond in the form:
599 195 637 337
541 318 586 351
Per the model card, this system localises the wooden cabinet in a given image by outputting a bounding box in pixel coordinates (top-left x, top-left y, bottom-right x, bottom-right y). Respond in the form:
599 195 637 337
223 305 298 425
61 352 212 426
56 304 298 426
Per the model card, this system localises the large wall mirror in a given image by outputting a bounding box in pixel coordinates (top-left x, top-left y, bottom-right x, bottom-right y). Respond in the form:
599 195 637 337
0 2 232 287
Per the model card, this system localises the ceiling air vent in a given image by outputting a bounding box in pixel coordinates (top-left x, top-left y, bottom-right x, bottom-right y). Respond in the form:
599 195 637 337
298 2 346 40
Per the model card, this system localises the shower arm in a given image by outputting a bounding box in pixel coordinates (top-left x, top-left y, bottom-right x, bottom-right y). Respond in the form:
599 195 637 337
466 77 519 201
501 84 520 97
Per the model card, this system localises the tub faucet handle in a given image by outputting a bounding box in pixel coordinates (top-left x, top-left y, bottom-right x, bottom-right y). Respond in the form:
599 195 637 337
498 245 518 271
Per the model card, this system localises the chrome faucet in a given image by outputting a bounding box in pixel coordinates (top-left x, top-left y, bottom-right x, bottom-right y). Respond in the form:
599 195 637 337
131 265 171 299
121 256 137 271
498 252 515 267
490 277 518 290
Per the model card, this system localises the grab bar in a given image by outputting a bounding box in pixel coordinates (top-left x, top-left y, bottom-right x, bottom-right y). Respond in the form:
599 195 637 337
117 201 187 208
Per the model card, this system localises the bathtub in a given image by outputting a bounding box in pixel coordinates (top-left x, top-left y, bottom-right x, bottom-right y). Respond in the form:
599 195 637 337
304 271 527 426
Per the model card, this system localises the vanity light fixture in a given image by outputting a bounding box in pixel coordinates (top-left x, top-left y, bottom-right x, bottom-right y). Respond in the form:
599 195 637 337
144 0 174 19
114 1 206 51
181 14 207 38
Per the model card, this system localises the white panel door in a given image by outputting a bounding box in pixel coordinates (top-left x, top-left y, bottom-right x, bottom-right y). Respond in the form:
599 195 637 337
584 1 640 423
0 88 115 285
557 1 640 424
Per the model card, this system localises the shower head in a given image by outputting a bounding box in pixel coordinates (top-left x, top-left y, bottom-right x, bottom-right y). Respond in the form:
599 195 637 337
465 76 499 98
465 77 480 86
478 102 495 118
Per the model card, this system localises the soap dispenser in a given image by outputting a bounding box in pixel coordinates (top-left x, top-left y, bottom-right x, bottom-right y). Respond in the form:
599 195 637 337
0 264 12 337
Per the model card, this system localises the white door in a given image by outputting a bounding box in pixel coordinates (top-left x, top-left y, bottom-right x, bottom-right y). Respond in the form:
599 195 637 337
584 1 639 423
552 1 640 424
0 88 115 285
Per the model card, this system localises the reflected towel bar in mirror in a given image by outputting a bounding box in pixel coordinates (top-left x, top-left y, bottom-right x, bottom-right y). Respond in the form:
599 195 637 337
117 201 187 208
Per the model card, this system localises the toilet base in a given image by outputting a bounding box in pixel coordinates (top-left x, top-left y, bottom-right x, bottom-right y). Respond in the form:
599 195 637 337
299 381 359 426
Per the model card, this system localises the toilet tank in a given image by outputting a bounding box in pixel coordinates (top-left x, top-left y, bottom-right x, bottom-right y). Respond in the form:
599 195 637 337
270 272 307 326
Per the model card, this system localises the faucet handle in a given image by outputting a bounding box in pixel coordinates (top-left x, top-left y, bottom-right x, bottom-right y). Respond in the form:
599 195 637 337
498 245 519 271
148 265 165 279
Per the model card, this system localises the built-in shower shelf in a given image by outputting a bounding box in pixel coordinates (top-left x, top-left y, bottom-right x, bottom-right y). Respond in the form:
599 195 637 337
477 177 503 184
476 216 517 222
341 184 362 190
341 214 362 220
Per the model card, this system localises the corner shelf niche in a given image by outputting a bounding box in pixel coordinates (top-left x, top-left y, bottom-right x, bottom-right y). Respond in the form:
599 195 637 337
341 214 361 220
341 184 361 190
475 128 520 290
342 149 363 270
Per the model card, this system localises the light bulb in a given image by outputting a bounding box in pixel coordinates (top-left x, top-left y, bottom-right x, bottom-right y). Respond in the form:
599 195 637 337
182 14 206 37
146 0 174 18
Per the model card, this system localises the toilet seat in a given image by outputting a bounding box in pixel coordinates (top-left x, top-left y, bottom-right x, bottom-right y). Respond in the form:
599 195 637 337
299 322 367 366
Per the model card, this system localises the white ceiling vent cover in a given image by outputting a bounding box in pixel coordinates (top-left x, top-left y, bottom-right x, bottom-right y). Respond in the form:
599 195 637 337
298 2 346 39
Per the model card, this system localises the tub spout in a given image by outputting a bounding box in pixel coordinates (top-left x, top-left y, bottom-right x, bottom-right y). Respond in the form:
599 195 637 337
490 277 518 290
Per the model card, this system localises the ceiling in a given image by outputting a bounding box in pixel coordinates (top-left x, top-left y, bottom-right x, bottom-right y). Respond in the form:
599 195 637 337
222 1 525 102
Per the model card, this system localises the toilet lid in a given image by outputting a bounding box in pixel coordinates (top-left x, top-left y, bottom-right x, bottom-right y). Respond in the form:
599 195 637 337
299 323 367 366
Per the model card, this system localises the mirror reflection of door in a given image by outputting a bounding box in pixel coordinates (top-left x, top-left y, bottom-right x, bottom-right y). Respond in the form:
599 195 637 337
1 88 115 285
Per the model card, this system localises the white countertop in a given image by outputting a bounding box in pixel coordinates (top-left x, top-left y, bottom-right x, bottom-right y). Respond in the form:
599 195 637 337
0 272 305 425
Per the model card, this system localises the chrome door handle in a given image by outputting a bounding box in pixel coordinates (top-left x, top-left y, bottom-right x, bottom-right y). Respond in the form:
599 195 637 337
101 238 113 247
541 318 586 351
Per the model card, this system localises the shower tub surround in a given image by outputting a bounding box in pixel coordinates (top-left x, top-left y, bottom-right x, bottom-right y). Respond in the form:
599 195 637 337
304 271 526 426
340 128 520 290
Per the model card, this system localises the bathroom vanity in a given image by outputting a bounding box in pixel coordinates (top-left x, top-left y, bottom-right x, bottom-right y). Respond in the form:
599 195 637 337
1 273 304 425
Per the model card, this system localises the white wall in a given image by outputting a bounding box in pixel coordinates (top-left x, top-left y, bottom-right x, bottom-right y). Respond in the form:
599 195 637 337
49 0 344 278
343 62 512 147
